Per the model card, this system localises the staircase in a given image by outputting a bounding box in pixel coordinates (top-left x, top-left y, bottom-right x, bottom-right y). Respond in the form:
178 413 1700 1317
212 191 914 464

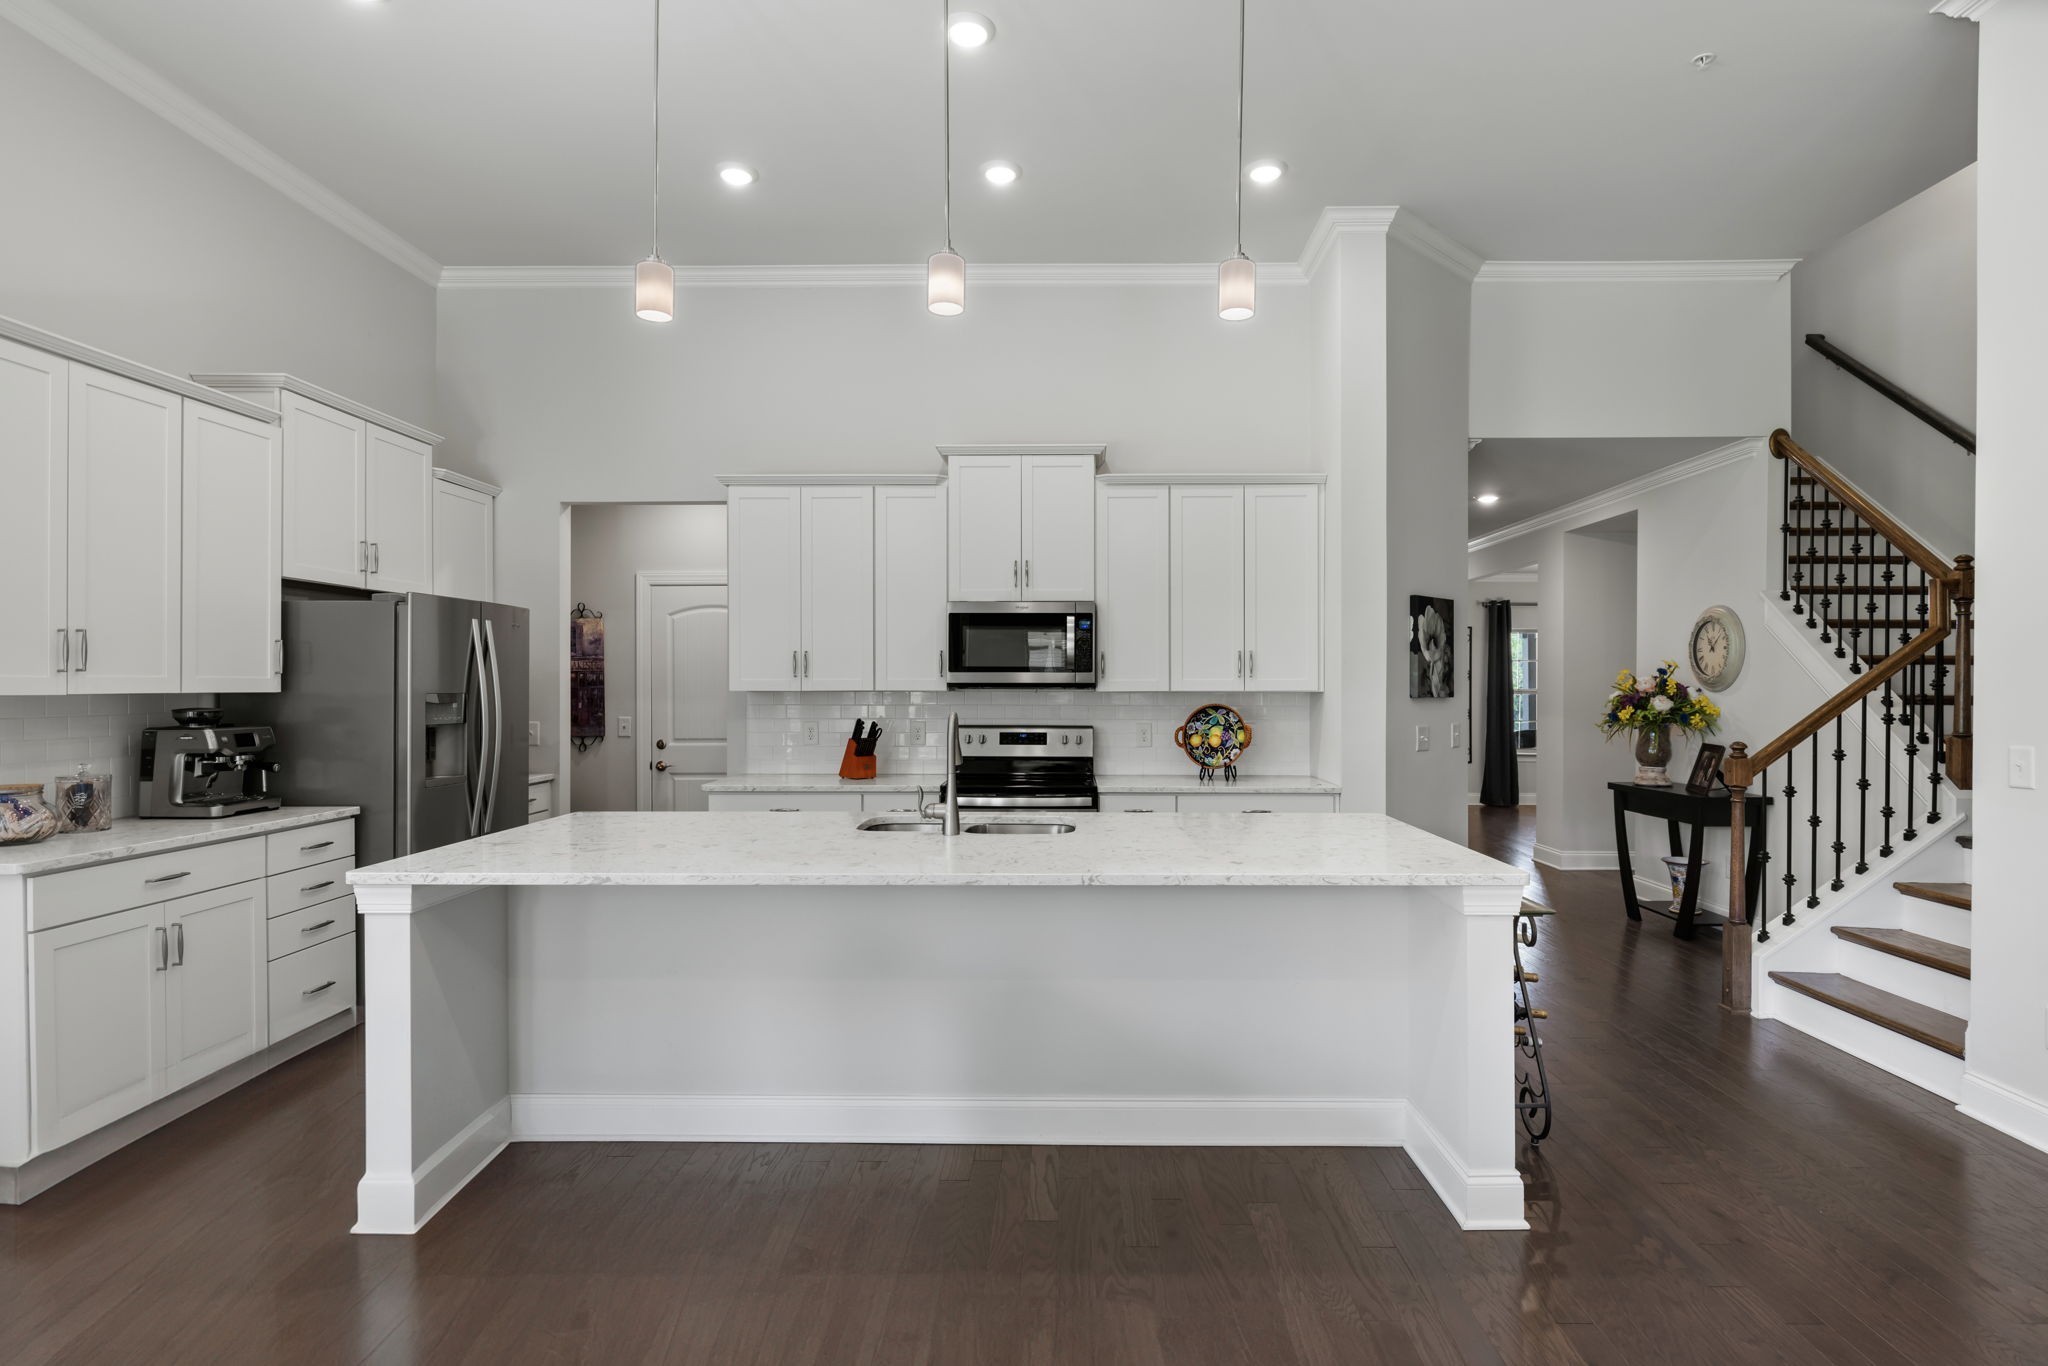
1721 429 1976 1097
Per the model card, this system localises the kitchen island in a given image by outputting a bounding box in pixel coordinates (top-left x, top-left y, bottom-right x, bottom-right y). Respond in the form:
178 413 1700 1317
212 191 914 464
347 810 1529 1234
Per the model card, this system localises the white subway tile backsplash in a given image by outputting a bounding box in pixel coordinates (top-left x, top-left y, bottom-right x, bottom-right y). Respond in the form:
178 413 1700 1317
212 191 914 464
1 693 216 818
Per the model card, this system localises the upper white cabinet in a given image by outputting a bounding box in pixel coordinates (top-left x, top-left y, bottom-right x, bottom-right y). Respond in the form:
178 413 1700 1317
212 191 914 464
1168 480 1322 693
0 338 70 694
193 374 442 593
944 448 1101 601
183 402 283 693
1095 484 1171 692
873 484 948 691
432 469 499 602
66 367 182 695
725 482 876 691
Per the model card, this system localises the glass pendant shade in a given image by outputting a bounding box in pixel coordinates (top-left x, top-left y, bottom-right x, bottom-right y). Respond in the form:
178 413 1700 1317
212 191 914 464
635 256 674 323
927 250 965 316
1217 256 1255 321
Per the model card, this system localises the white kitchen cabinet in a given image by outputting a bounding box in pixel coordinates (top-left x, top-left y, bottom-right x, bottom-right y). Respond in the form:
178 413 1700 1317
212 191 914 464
1244 484 1323 690
525 777 555 822
945 451 1098 601
183 401 282 693
277 391 367 587
800 487 875 690
1174 792 1338 814
30 905 166 1152
432 469 499 601
727 486 804 689
1169 485 1247 692
366 427 434 594
707 792 866 813
66 366 182 694
1095 484 1170 691
161 882 268 1092
0 337 68 694
874 484 948 691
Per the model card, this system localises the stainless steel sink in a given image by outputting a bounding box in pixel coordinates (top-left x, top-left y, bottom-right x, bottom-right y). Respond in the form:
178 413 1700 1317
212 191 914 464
964 822 1077 835
856 818 944 834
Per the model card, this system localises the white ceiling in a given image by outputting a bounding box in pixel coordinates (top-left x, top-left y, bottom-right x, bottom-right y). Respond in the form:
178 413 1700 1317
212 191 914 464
32 0 1976 268
1468 437 1737 540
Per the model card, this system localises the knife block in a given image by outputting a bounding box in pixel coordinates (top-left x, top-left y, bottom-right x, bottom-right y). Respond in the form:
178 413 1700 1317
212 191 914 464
837 740 876 782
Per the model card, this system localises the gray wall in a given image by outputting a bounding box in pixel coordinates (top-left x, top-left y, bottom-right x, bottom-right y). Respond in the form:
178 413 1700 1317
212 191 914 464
0 29 437 426
1791 165 1975 556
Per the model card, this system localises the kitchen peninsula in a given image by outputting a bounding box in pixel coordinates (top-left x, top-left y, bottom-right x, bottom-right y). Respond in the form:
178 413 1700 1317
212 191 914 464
347 810 1529 1234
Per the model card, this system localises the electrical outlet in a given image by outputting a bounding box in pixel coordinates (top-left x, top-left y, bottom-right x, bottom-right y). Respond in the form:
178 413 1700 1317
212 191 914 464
907 721 927 746
1135 721 1154 747
528 721 540 746
1450 723 1464 750
2011 745 2038 790
802 721 819 746
616 715 633 739
1415 725 1431 753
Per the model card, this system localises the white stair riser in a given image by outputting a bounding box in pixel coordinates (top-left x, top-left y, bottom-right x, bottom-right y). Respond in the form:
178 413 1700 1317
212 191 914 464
1834 941 1971 1020
1764 982 1964 1101
1902 898 1972 948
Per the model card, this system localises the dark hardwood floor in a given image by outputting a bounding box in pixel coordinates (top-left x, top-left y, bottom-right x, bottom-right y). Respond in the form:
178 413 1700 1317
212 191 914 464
5 806 2047 1364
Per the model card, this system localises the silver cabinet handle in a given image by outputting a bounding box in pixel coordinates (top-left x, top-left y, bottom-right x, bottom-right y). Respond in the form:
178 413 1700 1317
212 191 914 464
75 629 87 673
1236 649 1243 678
1243 809 1273 814
769 807 799 813
792 649 798 678
1024 559 1031 588
803 649 810 678
359 541 368 572
55 629 68 673
302 979 337 996
144 870 191 885
155 927 168 971
370 542 381 574
300 880 336 894
1099 652 1106 681
1122 808 1156 813
274 638 284 676
302 918 337 934
1012 559 1019 588
300 840 335 853
1248 650 1255 679
170 922 184 966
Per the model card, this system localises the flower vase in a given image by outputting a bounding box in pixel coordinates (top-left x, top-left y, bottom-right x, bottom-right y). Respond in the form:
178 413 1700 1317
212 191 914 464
1633 724 1677 786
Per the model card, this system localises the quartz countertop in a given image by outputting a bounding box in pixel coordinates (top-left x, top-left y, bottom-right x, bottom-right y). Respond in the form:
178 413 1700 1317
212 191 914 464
702 773 1340 796
349 810 1520 889
0 806 360 877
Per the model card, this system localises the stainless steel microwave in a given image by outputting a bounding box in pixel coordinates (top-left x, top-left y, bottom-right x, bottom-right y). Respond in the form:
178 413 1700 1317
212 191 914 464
944 602 1096 687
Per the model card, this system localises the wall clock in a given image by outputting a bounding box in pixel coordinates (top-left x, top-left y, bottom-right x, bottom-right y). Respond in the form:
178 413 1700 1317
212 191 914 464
1688 605 1745 692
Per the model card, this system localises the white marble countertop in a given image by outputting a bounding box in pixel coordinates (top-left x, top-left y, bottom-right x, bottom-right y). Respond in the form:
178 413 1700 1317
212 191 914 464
0 806 360 877
349 810 1521 889
702 772 1340 796
527 773 556 785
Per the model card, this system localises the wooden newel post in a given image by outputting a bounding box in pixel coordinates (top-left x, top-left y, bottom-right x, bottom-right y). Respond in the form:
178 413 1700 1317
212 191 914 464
1721 741 1753 1014
1948 555 1975 790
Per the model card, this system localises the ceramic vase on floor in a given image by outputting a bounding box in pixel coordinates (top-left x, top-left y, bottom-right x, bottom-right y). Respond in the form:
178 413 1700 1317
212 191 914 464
1634 724 1677 785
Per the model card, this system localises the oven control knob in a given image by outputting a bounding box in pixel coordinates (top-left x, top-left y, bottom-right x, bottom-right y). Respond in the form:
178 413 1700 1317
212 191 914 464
977 733 989 745
1060 734 1070 745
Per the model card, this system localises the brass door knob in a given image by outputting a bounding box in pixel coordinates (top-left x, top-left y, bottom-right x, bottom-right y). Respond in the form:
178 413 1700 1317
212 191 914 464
654 761 669 771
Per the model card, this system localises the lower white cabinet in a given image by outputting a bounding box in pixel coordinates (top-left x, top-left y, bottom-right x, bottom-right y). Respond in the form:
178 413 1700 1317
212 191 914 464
1172 792 1337 814
268 933 356 1044
29 905 166 1153
526 777 555 821
708 792 866 813
162 883 267 1092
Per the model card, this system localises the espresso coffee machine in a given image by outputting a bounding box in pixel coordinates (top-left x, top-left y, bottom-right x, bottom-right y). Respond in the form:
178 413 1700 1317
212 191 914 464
138 722 283 819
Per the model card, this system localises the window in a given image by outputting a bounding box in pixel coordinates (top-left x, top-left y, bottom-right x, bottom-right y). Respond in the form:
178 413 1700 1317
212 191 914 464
1509 629 1538 749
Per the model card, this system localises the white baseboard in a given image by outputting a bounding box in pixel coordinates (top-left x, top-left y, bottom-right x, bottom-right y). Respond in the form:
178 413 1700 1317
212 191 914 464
1763 981 1963 1100
1402 1106 1528 1231
1958 1071 2048 1156
1533 844 1617 871
354 1097 511 1235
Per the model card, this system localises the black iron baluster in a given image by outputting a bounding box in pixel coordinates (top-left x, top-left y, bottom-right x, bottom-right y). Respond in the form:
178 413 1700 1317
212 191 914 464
1846 512 1865 673
1820 499 1840 650
1928 630 1947 825
1855 693 1871 875
1755 760 1772 943
1831 717 1846 892
1792 483 1810 621
1902 671 1920 844
1780 460 1793 602
1807 737 1823 909
1782 756 1799 925
1878 540 1897 644
1802 489 1819 630
1879 683 1897 859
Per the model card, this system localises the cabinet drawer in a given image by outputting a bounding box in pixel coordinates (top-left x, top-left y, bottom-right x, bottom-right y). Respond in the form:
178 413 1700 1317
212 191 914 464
266 857 356 918
1174 792 1337 814
269 932 355 1041
267 900 356 960
28 838 265 932
708 792 865 813
1104 798 1173 813
265 820 355 875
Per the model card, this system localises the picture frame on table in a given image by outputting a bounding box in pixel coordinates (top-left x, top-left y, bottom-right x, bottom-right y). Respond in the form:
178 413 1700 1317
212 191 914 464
1685 742 1728 795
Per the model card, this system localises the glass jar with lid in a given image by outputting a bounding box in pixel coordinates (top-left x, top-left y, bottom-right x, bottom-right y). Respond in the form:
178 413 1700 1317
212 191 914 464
0 783 60 844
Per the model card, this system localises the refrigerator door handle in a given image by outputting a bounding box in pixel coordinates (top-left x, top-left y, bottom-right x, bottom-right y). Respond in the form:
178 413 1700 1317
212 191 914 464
482 618 505 832
466 617 487 838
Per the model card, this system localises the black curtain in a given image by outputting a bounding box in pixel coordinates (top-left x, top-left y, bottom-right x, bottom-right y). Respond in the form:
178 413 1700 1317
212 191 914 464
1479 600 1520 807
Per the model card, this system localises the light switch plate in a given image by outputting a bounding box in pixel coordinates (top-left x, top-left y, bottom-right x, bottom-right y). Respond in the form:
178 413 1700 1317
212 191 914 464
2011 745 2038 790
528 721 540 746
616 715 633 739
907 721 927 746
1415 726 1431 753
802 721 819 746
1450 723 1464 750
1136 722 1154 747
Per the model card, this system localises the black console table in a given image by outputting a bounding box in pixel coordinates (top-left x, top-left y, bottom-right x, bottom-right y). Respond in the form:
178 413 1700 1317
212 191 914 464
1608 781 1770 939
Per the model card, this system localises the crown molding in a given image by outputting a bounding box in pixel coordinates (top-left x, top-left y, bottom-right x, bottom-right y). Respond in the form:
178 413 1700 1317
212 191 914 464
1295 207 1482 282
1465 437 1764 553
1096 472 1324 486
717 473 946 487
1931 0 2001 20
0 0 442 286
939 444 1108 470
433 467 502 497
1475 259 1799 284
1387 213 1485 281
1296 207 1399 278
0 313 279 422
440 263 1308 289
191 372 442 445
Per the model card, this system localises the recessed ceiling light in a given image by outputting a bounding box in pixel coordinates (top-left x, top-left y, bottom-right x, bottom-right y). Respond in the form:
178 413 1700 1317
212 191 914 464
1474 493 1501 506
1246 160 1286 186
718 164 757 187
981 160 1019 187
948 12 994 48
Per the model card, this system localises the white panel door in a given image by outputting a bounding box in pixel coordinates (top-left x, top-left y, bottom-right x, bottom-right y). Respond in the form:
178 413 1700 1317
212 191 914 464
183 402 282 693
800 486 874 690
874 484 948 691
1169 485 1247 692
279 392 366 587
1244 485 1323 691
432 478 495 600
365 427 435 594
67 366 181 694
946 456 1023 600
1020 455 1096 599
647 582 729 812
30 905 166 1153
0 340 69 694
727 486 803 689
1094 484 1170 691
163 882 267 1091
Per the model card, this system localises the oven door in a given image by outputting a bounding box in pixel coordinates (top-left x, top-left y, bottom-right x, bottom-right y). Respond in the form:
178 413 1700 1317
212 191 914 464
945 602 1096 687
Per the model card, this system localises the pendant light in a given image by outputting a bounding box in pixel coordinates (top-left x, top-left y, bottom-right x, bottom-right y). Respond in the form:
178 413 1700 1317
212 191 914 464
1217 0 1254 321
927 0 965 316
635 0 674 322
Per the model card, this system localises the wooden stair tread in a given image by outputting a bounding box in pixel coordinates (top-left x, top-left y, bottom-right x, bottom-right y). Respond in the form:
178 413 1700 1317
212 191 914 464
1895 880 1972 910
1768 971 1966 1057
1830 926 1971 978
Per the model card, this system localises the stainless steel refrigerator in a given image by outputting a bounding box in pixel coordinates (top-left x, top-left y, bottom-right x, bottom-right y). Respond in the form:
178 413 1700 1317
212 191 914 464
230 594 530 867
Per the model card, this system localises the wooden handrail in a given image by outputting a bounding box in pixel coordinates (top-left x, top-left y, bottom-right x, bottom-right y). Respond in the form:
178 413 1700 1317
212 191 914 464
1769 430 1953 578
1804 335 1975 454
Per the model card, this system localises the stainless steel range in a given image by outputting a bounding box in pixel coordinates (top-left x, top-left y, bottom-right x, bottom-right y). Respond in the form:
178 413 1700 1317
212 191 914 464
950 723 1098 811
